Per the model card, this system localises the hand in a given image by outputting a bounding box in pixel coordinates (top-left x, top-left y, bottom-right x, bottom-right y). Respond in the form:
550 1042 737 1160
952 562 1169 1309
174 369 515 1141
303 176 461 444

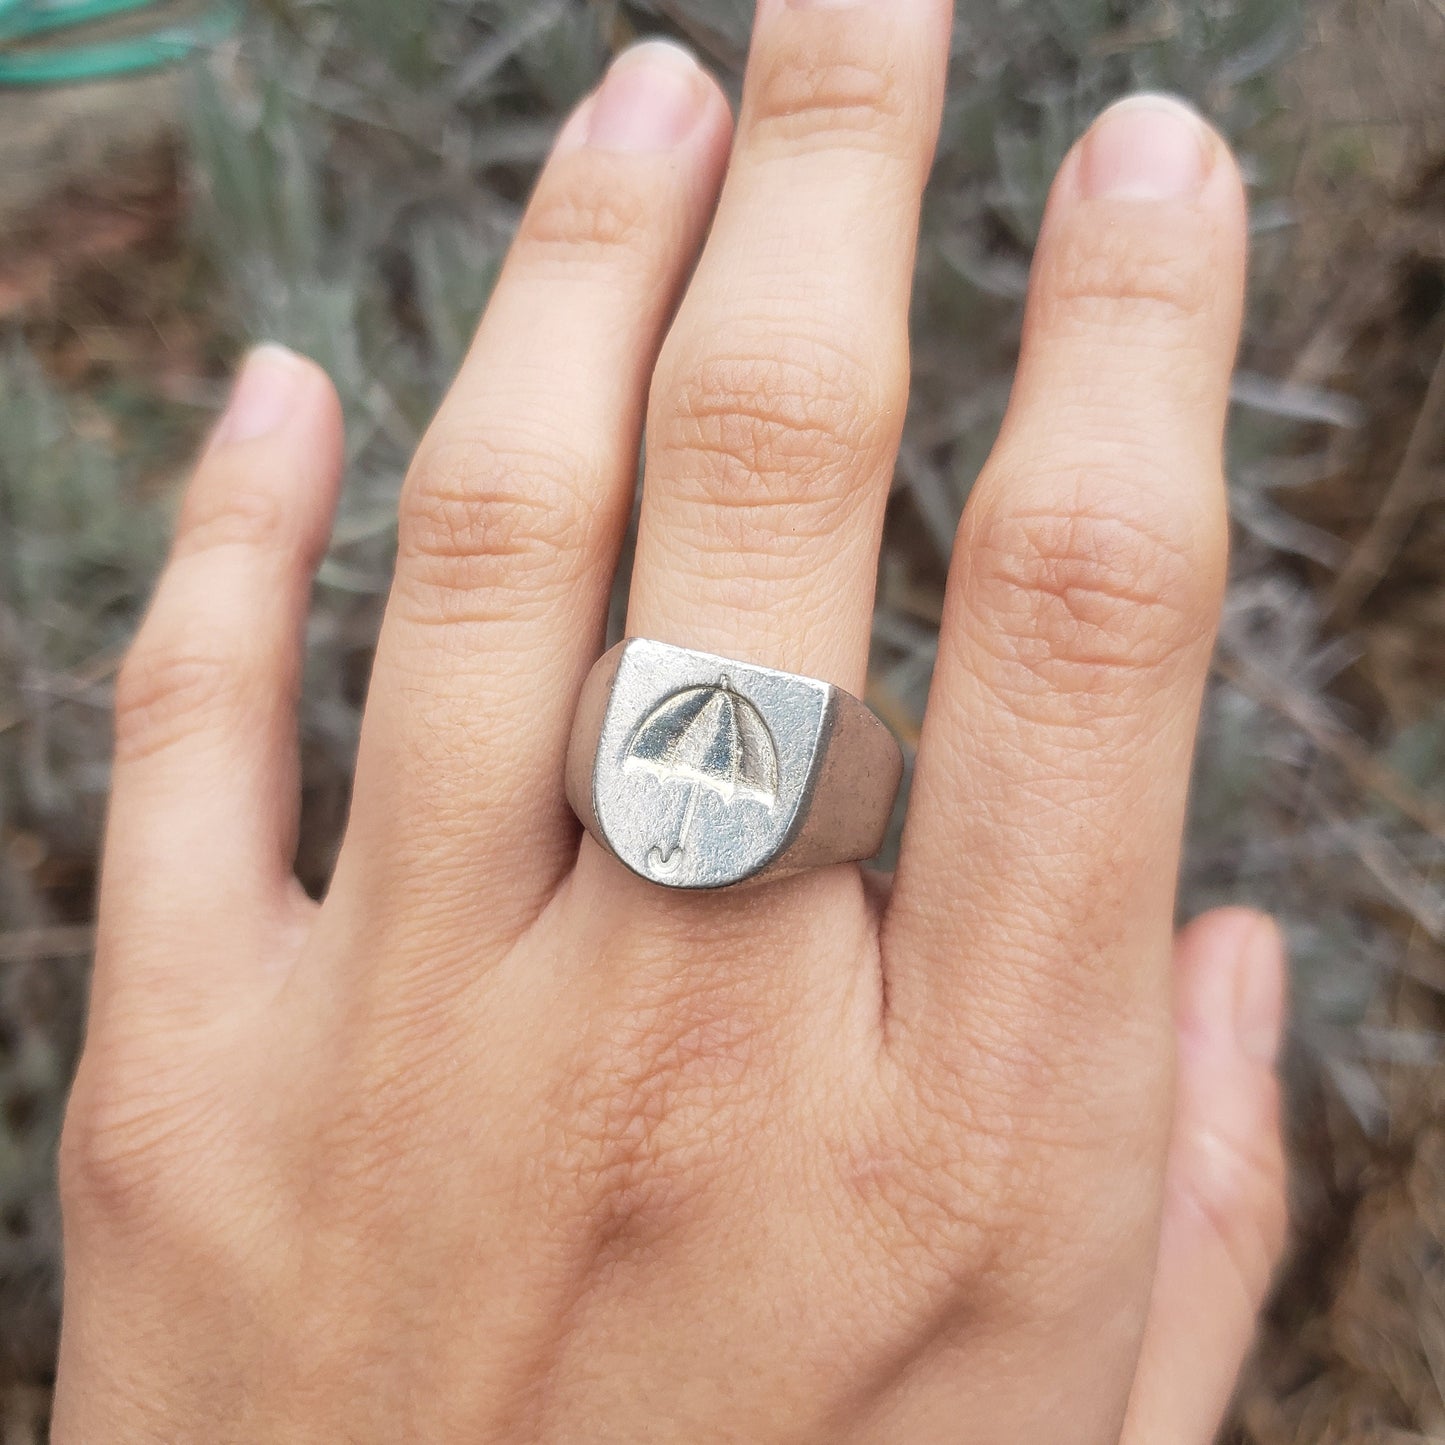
54 5 1287 1441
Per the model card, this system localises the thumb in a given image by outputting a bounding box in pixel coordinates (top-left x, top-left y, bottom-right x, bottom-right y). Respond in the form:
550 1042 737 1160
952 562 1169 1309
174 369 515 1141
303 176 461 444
1121 909 1289 1444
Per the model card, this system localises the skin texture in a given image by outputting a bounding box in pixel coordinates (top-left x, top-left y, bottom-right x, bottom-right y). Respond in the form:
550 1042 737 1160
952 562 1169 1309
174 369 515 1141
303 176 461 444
54 5 1289 1442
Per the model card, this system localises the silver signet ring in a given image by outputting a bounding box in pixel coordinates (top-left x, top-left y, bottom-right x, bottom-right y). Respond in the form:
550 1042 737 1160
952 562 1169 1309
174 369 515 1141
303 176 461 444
566 640 904 891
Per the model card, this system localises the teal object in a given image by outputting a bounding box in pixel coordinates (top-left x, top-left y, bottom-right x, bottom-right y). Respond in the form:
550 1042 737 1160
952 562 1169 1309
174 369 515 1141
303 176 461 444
0 0 236 84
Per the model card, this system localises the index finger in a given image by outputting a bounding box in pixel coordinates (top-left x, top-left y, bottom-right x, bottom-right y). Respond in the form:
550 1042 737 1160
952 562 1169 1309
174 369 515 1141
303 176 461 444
334 46 733 948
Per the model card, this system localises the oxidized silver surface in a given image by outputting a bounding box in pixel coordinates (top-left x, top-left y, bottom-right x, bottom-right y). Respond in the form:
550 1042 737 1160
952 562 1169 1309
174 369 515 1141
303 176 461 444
567 639 904 890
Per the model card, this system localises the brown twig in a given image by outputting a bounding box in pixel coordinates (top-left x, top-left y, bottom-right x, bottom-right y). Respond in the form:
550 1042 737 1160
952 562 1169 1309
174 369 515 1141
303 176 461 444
0 924 93 964
0 646 123 737
648 0 748 69
866 675 922 751
1329 337 1445 626
584 0 635 54
1215 650 1445 843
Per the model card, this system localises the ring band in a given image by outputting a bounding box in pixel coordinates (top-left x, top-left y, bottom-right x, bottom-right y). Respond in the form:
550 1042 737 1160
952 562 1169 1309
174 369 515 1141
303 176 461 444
566 639 904 890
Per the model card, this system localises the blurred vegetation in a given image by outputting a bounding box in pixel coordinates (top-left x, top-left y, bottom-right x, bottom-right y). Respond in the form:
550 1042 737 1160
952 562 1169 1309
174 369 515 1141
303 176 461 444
3 0 1445 1438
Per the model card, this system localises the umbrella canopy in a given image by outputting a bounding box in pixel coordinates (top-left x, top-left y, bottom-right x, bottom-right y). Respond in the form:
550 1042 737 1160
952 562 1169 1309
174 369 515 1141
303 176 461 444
625 676 778 808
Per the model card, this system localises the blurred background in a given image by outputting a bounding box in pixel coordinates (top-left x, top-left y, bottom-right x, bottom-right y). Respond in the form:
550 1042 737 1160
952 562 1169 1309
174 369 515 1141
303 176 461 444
0 0 1442 1439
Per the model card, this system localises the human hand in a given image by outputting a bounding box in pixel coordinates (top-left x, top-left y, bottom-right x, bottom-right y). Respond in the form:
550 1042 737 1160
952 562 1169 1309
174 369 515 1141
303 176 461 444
54 4 1287 1441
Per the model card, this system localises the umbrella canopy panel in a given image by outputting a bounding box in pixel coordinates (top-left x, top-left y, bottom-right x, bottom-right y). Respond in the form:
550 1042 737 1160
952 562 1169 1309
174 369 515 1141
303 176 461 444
624 677 779 808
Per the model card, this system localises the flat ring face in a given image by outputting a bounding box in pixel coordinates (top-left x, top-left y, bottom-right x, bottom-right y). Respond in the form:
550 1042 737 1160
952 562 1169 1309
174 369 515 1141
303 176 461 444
589 640 833 890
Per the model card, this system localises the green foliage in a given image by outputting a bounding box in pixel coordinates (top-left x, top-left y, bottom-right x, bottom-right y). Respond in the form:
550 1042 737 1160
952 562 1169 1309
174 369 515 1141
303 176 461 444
0 347 164 830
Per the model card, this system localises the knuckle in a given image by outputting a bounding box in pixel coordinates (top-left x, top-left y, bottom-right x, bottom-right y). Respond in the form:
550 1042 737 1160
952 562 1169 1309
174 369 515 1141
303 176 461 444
838 1079 1117 1309
875 1026 1178 1313
748 22 913 154
302 1060 438 1223
962 469 1223 705
1182 1086 1289 1301
113 636 243 763
521 164 659 263
874 1081 1160 1314
553 1066 699 1263
653 329 905 533
59 1081 192 1230
836 1118 992 1286
173 472 292 560
1042 208 1216 327
553 979 764 1259
395 432 603 623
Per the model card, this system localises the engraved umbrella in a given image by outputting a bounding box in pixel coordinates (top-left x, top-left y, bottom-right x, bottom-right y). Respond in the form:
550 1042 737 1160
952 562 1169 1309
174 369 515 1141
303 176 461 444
623 676 779 874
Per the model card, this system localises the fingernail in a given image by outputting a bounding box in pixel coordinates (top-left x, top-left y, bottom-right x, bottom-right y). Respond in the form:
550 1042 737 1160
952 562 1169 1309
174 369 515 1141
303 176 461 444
1234 917 1287 1066
1081 94 1212 201
587 40 705 153
214 345 305 445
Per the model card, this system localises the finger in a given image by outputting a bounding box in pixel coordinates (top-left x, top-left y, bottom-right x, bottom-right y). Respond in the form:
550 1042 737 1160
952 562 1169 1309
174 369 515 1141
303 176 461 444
97 347 343 1013
1122 910 1288 1445
886 98 1247 1084
337 44 733 944
624 0 953 692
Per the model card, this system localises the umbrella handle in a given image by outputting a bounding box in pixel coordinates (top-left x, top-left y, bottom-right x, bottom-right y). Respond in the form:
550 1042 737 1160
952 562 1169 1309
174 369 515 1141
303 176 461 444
648 782 701 877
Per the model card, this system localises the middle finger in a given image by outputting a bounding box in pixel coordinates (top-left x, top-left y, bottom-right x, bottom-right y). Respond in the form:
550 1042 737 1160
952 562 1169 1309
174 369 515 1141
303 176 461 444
626 0 953 694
